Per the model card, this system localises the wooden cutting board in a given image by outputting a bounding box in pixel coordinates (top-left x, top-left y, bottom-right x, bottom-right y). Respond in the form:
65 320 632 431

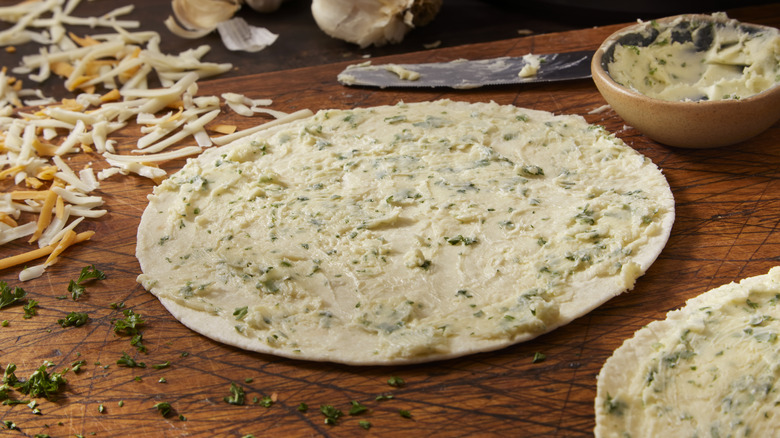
2 10 779 437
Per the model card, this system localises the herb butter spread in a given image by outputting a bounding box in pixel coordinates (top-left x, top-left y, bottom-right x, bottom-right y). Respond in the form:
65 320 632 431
136 100 674 365
596 267 780 437
604 13 780 101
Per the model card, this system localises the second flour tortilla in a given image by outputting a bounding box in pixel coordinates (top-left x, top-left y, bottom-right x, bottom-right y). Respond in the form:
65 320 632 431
136 100 675 365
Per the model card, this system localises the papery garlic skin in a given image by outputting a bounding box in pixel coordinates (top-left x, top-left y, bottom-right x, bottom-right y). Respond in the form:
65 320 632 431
311 0 443 48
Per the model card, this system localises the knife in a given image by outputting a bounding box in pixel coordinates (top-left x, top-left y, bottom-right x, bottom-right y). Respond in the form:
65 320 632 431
337 50 594 89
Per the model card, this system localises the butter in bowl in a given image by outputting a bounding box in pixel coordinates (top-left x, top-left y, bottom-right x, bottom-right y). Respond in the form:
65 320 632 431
591 12 780 148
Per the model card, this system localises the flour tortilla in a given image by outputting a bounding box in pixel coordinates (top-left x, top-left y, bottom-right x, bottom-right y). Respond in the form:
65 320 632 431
595 267 780 437
136 99 674 365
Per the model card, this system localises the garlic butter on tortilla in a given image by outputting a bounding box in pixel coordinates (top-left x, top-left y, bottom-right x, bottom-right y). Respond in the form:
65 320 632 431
136 99 674 365
595 267 780 437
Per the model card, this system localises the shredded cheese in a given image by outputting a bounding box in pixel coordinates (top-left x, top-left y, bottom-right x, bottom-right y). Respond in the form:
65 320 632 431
1 0 300 280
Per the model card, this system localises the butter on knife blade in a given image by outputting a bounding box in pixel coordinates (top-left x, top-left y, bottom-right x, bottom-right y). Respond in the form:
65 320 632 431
337 50 594 89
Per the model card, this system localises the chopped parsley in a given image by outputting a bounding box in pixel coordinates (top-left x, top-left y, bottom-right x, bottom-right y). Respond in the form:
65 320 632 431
152 361 170 370
154 401 172 417
113 309 147 353
297 402 308 412
446 235 478 246
4 362 68 401
22 299 38 319
233 306 248 321
113 309 145 334
348 400 368 415
68 265 106 301
532 352 547 363
375 393 394 401
399 409 412 418
320 404 343 425
258 395 274 408
70 360 87 373
116 352 146 368
77 264 106 283
224 382 245 405
0 282 26 309
58 312 89 328
358 420 371 430
387 376 405 387
604 393 626 415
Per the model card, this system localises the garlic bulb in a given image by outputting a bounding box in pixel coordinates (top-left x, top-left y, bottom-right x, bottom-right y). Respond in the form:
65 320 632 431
311 0 443 48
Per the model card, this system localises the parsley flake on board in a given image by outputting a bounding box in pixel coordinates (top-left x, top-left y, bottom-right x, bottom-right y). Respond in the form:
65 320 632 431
116 352 146 368
113 309 147 353
399 409 412 418
68 265 106 301
320 404 343 425
70 360 86 373
258 395 274 408
113 309 145 334
77 264 107 283
532 352 547 363
0 282 26 309
58 312 89 328
387 376 405 387
375 393 394 401
297 402 308 412
359 420 372 430
4 362 68 401
22 299 38 319
348 400 368 415
154 401 172 417
224 382 245 405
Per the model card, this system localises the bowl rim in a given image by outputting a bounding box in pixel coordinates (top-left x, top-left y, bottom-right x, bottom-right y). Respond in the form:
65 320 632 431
591 12 780 106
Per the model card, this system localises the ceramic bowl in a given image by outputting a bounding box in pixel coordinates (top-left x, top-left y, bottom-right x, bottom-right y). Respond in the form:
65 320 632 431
591 13 780 148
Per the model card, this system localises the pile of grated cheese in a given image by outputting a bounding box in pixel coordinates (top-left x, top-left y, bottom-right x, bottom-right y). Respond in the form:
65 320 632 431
0 0 312 281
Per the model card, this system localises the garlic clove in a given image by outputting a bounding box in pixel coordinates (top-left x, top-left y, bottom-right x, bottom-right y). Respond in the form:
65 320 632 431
171 0 241 32
311 0 443 48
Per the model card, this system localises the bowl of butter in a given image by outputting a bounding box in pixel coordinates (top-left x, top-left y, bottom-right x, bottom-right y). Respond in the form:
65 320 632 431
591 13 780 148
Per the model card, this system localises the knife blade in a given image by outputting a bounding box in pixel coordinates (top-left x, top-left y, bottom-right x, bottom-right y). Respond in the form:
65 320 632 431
337 50 594 89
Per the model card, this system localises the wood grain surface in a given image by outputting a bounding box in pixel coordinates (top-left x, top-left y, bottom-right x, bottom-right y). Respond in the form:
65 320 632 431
2 7 779 437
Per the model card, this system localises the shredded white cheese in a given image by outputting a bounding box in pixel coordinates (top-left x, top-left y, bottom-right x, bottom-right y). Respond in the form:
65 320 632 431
0 0 298 279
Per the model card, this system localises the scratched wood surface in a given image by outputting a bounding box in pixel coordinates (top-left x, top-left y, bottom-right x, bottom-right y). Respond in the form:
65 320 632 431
1 6 779 437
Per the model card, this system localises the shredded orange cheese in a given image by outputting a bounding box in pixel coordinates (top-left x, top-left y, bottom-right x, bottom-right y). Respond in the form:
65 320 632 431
0 230 95 271
100 89 121 102
10 190 50 200
212 124 238 134
24 177 44 189
51 61 75 78
29 189 57 243
0 213 17 227
44 228 76 265
35 165 58 180
0 165 25 180
68 32 101 47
